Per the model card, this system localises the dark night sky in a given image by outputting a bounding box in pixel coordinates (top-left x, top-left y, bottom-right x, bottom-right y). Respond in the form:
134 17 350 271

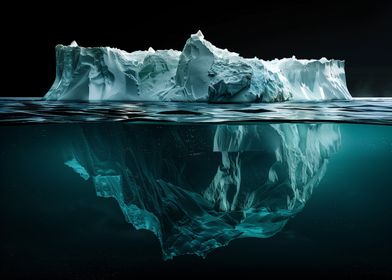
4 1 392 97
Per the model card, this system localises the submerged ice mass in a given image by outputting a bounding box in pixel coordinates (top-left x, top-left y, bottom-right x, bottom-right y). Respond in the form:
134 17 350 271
45 31 351 102
50 31 345 259
65 123 340 259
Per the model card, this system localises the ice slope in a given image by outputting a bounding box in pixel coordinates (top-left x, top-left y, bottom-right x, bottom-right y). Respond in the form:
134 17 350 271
45 31 351 102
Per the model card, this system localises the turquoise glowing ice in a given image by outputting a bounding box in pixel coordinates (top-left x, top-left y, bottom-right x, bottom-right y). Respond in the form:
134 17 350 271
64 123 340 259
65 158 89 180
45 31 352 102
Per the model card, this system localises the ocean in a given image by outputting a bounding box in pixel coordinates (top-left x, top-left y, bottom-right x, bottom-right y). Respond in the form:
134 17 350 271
0 98 391 279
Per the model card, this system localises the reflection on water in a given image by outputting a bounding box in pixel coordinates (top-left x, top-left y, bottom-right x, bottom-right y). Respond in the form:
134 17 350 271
1 98 392 124
65 123 340 259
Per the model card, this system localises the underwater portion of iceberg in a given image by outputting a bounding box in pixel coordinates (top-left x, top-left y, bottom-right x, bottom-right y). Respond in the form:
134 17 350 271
65 123 340 259
45 31 351 102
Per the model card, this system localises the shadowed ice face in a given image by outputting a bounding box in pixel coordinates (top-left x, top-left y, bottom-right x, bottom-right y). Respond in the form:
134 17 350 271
65 122 340 259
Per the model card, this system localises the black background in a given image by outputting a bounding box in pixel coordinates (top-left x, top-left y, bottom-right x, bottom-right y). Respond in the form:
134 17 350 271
3 0 392 98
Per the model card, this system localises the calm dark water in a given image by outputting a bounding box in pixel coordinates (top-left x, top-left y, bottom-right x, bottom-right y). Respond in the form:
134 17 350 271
0 98 391 279
0 98 391 125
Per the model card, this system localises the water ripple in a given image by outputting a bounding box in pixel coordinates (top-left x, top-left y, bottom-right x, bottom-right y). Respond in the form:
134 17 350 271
0 98 391 125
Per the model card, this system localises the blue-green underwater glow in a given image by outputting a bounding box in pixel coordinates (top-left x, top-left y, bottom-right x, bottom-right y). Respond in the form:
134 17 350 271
63 123 340 260
0 100 392 277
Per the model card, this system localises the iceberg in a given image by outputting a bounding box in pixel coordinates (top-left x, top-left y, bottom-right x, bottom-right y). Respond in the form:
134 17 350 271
45 31 352 102
64 122 340 259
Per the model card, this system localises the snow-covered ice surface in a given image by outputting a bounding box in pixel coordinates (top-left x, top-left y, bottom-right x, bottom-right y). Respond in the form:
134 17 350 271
44 31 352 102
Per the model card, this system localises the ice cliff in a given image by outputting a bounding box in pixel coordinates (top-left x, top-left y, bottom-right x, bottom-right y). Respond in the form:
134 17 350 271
45 31 351 102
65 123 340 259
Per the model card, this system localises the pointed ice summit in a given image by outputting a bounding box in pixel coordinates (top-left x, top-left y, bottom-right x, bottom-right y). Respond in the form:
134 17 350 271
45 31 352 102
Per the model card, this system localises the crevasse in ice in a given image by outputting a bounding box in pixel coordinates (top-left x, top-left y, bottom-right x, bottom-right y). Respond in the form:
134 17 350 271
45 31 351 102
65 123 340 259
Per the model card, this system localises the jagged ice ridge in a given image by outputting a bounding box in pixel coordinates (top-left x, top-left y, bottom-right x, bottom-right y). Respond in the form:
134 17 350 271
45 31 352 102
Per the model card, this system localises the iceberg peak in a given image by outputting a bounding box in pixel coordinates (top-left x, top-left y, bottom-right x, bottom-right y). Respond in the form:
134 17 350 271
45 33 352 102
194 30 204 39
69 40 78 47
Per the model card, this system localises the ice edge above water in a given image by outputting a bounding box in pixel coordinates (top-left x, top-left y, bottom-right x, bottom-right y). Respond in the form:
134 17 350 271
44 31 352 103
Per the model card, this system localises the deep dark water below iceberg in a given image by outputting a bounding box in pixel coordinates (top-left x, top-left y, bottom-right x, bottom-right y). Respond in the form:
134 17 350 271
1 118 392 278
